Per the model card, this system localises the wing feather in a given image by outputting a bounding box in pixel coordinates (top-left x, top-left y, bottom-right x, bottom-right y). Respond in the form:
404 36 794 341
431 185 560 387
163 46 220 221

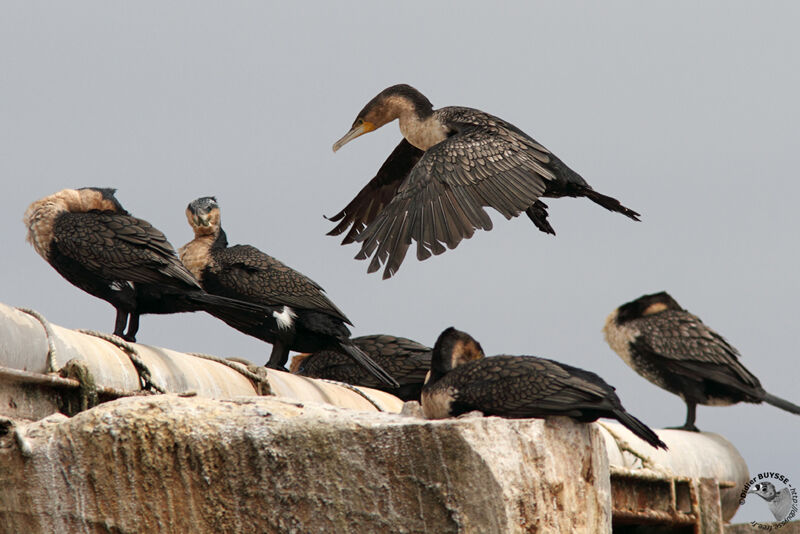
448 356 616 418
327 139 424 244
336 107 556 278
53 212 199 289
209 245 351 323
631 310 761 390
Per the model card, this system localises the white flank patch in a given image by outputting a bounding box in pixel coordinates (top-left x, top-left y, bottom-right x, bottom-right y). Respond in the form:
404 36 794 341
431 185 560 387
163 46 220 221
273 306 297 330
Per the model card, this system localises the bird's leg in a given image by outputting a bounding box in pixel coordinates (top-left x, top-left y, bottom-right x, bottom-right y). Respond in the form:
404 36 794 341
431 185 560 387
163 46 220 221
668 402 700 432
122 313 140 343
525 201 556 236
267 340 291 370
113 308 129 338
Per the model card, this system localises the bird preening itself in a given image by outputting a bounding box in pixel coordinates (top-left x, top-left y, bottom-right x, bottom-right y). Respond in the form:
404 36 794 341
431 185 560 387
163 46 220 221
330 84 640 279
179 196 398 387
603 291 800 431
421 327 667 449
292 334 431 401
23 187 273 342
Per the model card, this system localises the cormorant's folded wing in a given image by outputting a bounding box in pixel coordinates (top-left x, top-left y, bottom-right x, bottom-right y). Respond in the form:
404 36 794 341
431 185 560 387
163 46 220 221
54 212 199 289
631 311 762 392
211 245 351 324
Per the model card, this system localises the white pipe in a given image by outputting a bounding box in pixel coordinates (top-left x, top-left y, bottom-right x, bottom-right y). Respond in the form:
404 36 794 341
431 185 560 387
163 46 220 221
0 302 403 413
599 422 749 520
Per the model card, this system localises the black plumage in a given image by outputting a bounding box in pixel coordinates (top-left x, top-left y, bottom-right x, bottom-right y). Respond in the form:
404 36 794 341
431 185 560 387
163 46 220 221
604 291 800 431
180 196 398 387
330 84 640 279
292 334 431 401
422 327 667 450
23 187 271 341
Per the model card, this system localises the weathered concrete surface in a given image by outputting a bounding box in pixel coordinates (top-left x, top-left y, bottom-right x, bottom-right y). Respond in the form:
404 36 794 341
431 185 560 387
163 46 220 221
0 395 611 534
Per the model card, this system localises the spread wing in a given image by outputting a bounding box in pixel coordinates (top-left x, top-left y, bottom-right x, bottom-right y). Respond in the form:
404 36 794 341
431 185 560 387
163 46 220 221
353 107 555 279
327 139 424 244
53 211 199 289
631 310 762 391
210 244 351 323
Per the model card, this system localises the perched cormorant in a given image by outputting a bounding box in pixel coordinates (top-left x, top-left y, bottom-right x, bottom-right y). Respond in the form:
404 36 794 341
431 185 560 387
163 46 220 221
330 84 640 279
603 291 800 431
292 334 431 401
23 187 272 341
422 327 667 449
179 196 398 387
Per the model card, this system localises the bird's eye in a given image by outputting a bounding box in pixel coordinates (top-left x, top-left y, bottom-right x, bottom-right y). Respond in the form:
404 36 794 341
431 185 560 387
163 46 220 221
356 118 364 126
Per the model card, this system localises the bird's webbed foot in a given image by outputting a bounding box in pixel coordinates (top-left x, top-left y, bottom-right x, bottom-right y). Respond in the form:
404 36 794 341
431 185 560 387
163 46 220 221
525 201 556 236
266 340 291 370
122 313 140 343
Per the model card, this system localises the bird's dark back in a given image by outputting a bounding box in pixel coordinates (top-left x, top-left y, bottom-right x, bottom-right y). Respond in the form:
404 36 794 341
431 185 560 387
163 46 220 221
208 243 351 323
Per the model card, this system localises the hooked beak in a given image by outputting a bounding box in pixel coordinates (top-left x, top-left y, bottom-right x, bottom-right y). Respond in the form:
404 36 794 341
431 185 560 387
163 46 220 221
332 121 375 152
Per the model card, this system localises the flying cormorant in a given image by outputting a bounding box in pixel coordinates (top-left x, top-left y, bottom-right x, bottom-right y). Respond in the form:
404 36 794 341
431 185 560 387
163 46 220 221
603 291 800 431
422 327 667 449
179 196 398 387
292 334 431 401
23 187 273 341
330 84 640 279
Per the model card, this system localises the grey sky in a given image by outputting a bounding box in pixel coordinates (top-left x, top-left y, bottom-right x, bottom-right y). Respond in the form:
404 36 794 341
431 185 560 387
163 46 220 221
2 2 798 523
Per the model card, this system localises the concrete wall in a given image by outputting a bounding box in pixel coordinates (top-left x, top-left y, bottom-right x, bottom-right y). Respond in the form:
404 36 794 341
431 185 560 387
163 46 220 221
0 395 611 534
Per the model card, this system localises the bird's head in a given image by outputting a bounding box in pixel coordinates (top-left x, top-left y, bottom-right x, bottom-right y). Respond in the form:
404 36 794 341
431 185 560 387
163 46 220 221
749 482 778 501
75 187 127 213
428 327 485 383
186 196 221 236
614 291 684 324
24 187 127 257
332 84 434 152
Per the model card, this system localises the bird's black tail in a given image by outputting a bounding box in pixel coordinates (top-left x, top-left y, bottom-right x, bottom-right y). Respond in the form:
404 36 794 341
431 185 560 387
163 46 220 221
189 291 276 317
612 409 668 450
764 392 800 415
579 186 641 221
339 340 400 389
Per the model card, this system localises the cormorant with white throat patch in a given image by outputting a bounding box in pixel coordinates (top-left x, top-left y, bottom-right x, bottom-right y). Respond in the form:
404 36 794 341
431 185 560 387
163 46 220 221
23 187 272 341
330 84 640 279
292 334 431 401
603 291 800 431
180 196 398 387
422 327 667 449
